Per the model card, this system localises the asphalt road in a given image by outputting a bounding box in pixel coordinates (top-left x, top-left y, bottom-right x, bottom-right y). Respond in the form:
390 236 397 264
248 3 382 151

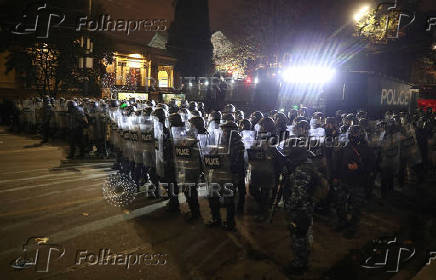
0 127 434 280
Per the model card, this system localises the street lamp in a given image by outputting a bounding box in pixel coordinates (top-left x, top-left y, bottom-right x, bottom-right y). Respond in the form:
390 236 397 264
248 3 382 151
353 5 370 22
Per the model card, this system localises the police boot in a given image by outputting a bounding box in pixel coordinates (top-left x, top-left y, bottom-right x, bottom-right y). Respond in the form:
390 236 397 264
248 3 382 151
223 202 236 232
207 197 222 227
286 260 308 276
237 197 245 215
166 183 180 213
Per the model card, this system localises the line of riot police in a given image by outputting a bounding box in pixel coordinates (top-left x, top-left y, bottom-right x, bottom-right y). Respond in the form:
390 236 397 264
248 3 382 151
5 97 435 275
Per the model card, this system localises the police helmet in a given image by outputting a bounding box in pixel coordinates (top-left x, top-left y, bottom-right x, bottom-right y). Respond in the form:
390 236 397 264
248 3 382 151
223 104 236 114
222 113 235 123
152 108 168 123
168 113 184 127
188 101 198 112
250 111 264 124
220 120 239 131
180 100 188 109
190 110 202 117
295 119 310 130
189 116 206 131
146 100 156 107
348 125 365 143
211 111 222 122
356 110 367 120
67 100 78 110
110 100 120 107
235 110 245 121
258 117 276 134
143 107 154 117
240 119 252 131
325 117 336 125
275 112 288 130
169 105 179 114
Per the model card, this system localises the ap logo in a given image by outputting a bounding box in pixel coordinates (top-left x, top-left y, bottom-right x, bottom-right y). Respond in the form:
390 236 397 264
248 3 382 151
10 237 65 272
11 2 66 39
377 0 415 39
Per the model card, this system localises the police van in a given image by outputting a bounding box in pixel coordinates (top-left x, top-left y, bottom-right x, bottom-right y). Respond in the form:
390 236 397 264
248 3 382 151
322 71 419 118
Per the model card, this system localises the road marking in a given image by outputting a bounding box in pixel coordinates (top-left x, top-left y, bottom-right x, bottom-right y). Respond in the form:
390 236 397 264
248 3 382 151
0 167 113 184
0 197 103 217
1 199 104 232
0 172 114 193
6 182 101 204
0 200 168 257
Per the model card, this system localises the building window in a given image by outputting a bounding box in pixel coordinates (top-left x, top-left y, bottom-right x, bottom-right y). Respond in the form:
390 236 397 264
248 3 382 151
158 70 169 88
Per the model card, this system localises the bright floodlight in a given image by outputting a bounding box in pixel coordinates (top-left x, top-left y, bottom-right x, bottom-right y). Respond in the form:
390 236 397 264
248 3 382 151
281 66 336 84
353 6 370 21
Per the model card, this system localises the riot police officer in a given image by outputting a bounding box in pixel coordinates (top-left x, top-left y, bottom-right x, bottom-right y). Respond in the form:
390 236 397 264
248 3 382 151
198 102 205 116
283 147 326 274
249 111 263 130
274 112 289 142
188 101 198 112
340 113 354 134
202 121 245 230
169 99 179 114
223 104 236 116
335 125 375 238
68 101 88 159
41 95 53 143
235 110 245 125
208 111 222 146
171 113 202 221
247 117 285 222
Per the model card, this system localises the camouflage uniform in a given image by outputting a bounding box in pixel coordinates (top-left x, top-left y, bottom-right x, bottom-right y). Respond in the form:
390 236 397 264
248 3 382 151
283 149 324 271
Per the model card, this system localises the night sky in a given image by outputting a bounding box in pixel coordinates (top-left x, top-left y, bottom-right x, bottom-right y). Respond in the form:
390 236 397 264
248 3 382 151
102 0 434 43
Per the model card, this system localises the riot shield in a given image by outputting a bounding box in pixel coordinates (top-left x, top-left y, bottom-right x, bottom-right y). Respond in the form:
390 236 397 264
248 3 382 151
171 126 202 184
246 137 277 187
129 117 142 164
22 100 33 131
154 120 166 178
53 100 62 131
118 116 131 160
380 132 401 174
200 143 234 197
400 126 422 167
109 109 121 151
207 121 220 146
140 118 156 168
241 130 256 150
338 132 349 146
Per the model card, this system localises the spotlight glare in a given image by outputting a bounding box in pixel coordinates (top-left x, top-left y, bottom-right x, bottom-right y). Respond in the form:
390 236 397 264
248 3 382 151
281 66 336 84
